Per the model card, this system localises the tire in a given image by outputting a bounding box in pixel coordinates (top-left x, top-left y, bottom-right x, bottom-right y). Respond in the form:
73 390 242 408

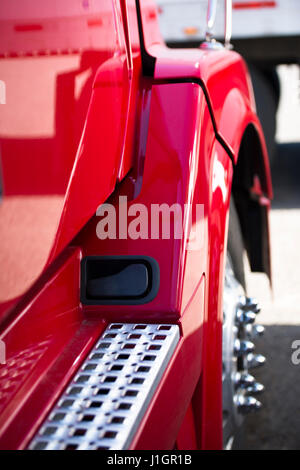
227 199 246 291
248 64 277 165
222 199 265 449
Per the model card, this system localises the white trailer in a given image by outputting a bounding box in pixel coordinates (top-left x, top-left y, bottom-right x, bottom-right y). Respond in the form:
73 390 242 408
157 0 300 44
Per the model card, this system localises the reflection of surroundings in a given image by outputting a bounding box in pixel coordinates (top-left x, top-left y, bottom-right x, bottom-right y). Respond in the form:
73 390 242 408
0 196 64 301
0 0 135 309
0 51 102 304
245 65 300 449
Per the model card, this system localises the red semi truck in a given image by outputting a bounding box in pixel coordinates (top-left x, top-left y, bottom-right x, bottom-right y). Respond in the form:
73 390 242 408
0 0 272 450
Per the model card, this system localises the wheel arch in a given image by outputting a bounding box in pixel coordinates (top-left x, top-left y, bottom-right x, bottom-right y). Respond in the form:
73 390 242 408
231 123 272 279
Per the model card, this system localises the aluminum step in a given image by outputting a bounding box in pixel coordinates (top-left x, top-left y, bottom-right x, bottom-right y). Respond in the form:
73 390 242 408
29 323 180 450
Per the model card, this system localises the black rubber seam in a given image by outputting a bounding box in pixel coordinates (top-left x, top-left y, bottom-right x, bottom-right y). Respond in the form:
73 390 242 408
135 0 156 76
154 77 235 167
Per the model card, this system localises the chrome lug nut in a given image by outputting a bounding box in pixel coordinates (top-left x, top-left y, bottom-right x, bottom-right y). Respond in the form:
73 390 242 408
245 324 265 339
246 297 260 312
234 339 255 357
237 296 248 309
235 372 255 389
246 382 265 395
247 353 266 369
236 309 257 325
236 395 262 414
245 324 253 338
252 324 265 337
238 296 261 314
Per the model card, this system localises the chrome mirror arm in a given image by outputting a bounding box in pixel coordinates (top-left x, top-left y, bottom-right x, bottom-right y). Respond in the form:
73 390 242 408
224 0 233 49
202 0 233 49
205 0 218 42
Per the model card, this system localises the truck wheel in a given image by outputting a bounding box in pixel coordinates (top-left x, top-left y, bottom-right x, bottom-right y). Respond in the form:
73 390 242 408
248 65 277 164
222 199 265 449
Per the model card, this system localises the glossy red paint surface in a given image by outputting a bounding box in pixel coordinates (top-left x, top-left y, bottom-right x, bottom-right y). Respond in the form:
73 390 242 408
0 248 106 449
0 0 272 451
149 44 272 197
0 0 156 319
0 0 127 314
79 82 209 320
76 80 232 448
176 404 198 451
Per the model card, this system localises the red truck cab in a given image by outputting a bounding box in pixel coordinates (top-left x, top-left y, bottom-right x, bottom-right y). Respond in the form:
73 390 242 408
0 0 272 450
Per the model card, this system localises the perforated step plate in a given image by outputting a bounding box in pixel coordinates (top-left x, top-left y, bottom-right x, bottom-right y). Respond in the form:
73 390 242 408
29 323 180 450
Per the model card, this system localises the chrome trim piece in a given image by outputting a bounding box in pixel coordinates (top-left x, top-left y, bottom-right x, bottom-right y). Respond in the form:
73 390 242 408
202 0 232 49
29 323 179 450
205 0 218 42
224 0 232 49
